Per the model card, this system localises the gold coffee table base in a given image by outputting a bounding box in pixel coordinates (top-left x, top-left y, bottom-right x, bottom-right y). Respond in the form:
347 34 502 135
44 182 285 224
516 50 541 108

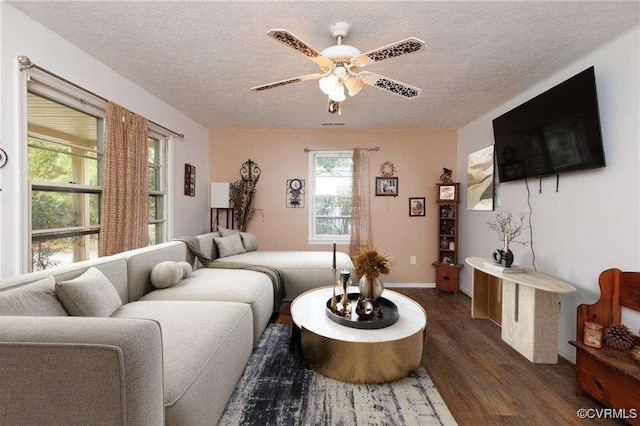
300 327 424 384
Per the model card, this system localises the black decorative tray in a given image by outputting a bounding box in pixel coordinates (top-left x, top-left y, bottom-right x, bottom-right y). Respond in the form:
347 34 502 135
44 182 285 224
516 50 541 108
325 293 399 330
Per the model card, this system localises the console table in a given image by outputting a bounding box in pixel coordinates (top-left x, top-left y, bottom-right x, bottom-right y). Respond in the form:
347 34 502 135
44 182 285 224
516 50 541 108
466 257 576 364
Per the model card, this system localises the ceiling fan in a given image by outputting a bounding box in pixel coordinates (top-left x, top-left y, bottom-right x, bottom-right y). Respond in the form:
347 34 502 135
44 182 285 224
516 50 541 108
251 22 427 114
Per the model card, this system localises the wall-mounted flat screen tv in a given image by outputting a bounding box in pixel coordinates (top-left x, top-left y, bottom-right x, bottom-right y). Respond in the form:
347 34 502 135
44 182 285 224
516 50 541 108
492 66 605 183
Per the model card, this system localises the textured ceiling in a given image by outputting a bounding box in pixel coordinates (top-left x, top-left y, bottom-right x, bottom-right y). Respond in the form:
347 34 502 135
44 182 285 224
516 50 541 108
10 1 640 130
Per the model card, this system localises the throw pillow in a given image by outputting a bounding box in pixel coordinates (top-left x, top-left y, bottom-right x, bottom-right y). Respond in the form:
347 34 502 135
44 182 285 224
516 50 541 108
214 233 247 258
210 231 222 260
150 261 183 289
217 226 236 237
0 276 68 316
218 226 258 252
240 232 259 252
178 261 192 279
56 267 122 317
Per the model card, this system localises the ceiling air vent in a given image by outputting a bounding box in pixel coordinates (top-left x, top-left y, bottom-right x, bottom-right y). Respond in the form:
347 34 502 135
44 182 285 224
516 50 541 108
321 122 346 126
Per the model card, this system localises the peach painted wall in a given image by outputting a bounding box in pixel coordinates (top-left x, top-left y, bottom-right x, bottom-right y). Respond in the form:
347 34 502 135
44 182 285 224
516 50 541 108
209 129 457 283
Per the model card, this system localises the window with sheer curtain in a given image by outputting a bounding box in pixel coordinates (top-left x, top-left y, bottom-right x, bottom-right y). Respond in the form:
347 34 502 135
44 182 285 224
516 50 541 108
26 72 169 271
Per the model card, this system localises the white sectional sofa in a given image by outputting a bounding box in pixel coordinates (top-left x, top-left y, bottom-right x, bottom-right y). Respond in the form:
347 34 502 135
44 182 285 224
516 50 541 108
0 231 353 425
194 230 354 300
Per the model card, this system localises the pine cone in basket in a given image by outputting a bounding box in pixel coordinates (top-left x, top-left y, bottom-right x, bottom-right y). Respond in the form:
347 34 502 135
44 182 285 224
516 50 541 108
602 323 635 351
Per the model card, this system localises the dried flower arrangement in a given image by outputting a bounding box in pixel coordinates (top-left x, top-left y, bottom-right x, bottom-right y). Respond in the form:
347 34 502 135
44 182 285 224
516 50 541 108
487 211 528 247
230 179 261 232
353 246 393 278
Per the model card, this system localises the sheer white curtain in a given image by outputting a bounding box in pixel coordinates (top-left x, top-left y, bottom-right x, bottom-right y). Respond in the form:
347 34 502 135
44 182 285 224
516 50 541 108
349 148 373 258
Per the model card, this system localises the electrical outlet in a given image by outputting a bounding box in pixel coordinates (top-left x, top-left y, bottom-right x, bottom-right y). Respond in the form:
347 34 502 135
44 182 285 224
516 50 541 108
410 256 416 265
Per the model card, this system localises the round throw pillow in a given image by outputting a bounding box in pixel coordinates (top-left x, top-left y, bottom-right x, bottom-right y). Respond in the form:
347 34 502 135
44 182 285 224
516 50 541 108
150 261 182 289
178 261 192 279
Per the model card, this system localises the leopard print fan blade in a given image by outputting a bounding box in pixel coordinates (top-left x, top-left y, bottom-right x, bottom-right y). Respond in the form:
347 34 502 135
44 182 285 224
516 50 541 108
358 72 422 98
350 37 427 68
251 73 323 92
267 30 334 70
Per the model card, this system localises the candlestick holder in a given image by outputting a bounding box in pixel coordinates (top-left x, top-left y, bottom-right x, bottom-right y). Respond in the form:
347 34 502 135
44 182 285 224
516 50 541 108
336 270 351 316
330 268 337 312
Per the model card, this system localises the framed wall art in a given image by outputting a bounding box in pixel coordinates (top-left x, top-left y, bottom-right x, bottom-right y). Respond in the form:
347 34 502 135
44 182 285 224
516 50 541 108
409 197 425 217
184 163 196 196
375 177 398 197
437 184 458 202
467 145 494 210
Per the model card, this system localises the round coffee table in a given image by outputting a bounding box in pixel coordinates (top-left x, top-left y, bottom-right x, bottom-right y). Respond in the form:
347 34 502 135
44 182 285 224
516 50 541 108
290 286 427 384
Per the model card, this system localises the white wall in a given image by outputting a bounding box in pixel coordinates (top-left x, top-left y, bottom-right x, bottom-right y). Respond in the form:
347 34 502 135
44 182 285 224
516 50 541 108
457 26 640 362
0 3 210 278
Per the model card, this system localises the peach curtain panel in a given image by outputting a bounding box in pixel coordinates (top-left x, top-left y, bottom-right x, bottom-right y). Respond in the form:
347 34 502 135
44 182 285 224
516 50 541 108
349 149 373 258
99 102 149 256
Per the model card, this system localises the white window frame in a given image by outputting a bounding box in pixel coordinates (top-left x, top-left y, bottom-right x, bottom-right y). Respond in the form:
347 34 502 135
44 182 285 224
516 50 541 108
147 129 169 246
307 150 353 244
25 74 105 272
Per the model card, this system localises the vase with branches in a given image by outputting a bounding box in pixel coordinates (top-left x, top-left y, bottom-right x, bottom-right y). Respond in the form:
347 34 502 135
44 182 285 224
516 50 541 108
230 179 260 232
487 211 528 267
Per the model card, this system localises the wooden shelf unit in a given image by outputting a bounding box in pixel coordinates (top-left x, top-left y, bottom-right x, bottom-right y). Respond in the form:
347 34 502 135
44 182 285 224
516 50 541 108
432 183 463 295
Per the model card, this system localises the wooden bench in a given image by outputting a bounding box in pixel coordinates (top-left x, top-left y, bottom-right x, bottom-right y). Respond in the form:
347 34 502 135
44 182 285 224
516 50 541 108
569 269 640 424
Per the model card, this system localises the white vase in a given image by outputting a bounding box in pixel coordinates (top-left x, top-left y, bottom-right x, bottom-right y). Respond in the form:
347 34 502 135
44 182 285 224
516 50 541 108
358 275 384 301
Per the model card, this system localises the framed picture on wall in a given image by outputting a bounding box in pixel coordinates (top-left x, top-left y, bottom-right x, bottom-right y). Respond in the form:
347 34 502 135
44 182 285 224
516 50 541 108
184 163 196 196
466 145 494 210
438 184 457 201
376 177 399 197
409 197 425 217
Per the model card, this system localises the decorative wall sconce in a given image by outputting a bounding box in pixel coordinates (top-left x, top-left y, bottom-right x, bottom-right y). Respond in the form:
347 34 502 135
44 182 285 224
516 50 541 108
0 148 7 168
286 179 305 208
240 159 261 185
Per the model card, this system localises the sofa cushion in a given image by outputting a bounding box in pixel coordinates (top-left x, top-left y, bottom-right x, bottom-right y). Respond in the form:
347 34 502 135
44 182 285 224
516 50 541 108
218 227 258 252
150 261 183 289
114 241 188 302
0 258 129 305
112 300 253 425
0 276 68 316
214 234 246 258
218 250 354 300
56 267 122 317
141 268 274 346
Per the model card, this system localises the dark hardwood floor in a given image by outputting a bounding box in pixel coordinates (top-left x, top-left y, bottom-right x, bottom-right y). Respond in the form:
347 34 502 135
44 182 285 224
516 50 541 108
394 288 623 426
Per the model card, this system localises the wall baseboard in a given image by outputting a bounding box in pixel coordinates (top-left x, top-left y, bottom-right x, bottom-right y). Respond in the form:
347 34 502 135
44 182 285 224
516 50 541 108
384 282 435 288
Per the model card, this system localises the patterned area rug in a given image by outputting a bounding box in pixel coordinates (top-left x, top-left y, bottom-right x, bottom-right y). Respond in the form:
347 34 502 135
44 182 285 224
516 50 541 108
219 324 457 426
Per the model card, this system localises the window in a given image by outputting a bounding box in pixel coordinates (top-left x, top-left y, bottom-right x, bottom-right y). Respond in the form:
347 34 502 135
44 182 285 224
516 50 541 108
27 92 102 271
26 73 170 271
147 135 168 245
308 151 353 243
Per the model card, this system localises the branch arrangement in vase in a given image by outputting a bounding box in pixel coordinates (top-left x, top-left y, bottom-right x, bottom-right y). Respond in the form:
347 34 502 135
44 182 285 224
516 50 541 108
230 179 261 232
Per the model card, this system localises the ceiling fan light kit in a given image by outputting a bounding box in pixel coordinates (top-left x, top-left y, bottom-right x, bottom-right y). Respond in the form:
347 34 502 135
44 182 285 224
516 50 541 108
251 22 427 114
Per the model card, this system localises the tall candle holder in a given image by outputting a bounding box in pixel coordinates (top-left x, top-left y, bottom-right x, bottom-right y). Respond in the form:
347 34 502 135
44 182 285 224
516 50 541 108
330 268 337 312
337 270 351 316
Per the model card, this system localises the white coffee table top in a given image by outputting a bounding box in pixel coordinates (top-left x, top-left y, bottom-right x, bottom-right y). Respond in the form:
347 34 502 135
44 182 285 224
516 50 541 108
290 286 426 343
